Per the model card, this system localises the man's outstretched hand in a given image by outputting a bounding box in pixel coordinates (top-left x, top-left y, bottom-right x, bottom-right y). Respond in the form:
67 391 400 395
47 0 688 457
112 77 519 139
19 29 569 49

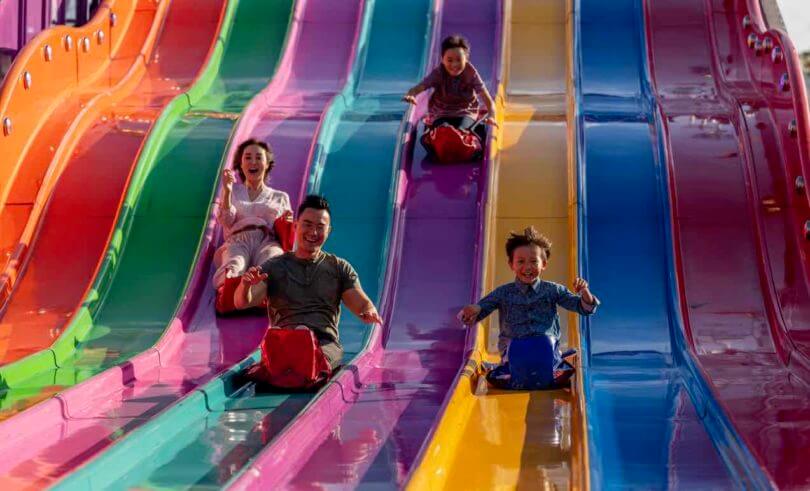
359 308 383 325
241 266 267 286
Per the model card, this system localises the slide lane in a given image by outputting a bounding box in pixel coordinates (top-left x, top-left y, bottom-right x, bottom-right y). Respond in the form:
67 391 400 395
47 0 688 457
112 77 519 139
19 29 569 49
575 0 758 487
407 0 588 488
0 0 152 322
0 0 295 487
225 0 502 488
54 0 438 488
0 0 223 395
647 0 810 487
43 0 374 489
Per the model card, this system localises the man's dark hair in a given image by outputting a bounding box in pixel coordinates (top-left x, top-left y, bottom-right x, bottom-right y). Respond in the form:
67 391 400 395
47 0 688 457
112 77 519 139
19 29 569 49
297 194 331 218
505 226 552 263
441 34 470 55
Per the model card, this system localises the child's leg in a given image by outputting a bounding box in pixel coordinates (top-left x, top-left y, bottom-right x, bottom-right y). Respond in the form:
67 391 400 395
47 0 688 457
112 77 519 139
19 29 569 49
561 348 577 365
432 116 466 129
485 362 512 389
472 122 487 143
455 116 478 131
553 349 577 388
451 116 486 142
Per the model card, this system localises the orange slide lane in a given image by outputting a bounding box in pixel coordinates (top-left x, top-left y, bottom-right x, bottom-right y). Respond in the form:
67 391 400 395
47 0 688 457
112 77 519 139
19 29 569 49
0 0 228 364
0 0 149 289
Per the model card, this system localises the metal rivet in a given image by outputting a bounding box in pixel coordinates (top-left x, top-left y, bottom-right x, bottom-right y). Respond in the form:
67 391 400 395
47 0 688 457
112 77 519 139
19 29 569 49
747 33 758 49
64 35 73 51
754 39 764 55
743 15 752 29
796 176 805 193
2 117 11 136
772 46 784 63
805 220 810 240
789 119 798 137
779 73 791 92
96 30 105 44
43 44 53 61
762 37 774 51
110 12 117 27
81 37 90 53
22 71 31 90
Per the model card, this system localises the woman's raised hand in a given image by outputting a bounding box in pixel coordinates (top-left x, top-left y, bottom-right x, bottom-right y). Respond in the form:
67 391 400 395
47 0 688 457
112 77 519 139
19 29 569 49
402 94 417 105
222 169 236 190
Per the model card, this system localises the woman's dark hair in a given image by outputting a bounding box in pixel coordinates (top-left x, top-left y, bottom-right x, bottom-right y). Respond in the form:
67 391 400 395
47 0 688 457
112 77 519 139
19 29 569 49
297 194 331 218
441 35 470 55
506 226 552 263
233 138 275 181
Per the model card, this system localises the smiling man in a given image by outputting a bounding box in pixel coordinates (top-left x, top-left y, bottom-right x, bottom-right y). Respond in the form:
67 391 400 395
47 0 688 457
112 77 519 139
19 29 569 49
234 194 382 369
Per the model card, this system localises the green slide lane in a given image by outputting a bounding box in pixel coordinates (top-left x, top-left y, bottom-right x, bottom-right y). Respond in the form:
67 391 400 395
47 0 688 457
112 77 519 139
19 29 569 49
0 0 294 419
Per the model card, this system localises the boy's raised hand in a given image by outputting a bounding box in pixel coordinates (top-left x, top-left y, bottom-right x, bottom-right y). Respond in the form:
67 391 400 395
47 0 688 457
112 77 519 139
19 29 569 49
457 304 481 326
241 266 267 286
573 277 595 304
484 116 499 128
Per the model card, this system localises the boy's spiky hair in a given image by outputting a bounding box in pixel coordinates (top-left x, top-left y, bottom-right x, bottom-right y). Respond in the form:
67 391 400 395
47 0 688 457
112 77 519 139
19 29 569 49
505 226 552 262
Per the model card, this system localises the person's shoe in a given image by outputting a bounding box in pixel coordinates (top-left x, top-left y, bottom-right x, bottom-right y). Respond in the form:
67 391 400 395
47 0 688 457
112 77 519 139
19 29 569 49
215 276 242 314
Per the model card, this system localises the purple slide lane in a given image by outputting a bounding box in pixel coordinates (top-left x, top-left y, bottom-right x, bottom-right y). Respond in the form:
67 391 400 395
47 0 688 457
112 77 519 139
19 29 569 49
228 0 504 488
0 0 365 482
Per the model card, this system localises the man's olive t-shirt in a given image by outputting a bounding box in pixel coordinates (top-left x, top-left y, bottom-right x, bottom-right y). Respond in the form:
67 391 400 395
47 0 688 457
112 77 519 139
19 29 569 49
260 251 359 345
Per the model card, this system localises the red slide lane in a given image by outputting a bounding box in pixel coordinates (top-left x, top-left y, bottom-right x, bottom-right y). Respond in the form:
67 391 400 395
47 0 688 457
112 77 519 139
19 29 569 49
646 0 810 487
0 0 227 364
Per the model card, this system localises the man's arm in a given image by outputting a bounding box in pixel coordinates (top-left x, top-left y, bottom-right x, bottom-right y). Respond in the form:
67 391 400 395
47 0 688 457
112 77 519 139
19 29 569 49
234 266 268 310
341 286 382 324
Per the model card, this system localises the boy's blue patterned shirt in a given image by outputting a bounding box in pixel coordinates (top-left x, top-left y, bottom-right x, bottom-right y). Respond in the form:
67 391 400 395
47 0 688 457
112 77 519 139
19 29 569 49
475 279 599 354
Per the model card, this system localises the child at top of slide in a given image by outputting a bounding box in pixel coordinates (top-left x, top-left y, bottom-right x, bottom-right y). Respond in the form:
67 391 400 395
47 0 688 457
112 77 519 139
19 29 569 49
402 34 498 143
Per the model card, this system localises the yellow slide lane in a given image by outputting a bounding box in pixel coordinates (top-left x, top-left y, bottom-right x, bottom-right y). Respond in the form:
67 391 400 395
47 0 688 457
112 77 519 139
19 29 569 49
408 0 586 489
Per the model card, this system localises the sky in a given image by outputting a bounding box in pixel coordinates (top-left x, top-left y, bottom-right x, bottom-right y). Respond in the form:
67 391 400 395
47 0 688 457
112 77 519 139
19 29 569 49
778 0 810 52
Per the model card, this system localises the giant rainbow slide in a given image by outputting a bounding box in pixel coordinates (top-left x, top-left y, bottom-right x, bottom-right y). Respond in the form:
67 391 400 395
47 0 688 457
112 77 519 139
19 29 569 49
0 0 807 488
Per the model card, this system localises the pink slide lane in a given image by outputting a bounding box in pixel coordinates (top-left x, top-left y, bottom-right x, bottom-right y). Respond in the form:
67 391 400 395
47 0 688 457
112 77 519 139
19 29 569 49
0 0 366 486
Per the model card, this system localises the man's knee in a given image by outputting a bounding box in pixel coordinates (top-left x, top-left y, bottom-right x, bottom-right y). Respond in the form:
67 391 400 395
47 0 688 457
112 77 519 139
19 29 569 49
319 341 344 370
